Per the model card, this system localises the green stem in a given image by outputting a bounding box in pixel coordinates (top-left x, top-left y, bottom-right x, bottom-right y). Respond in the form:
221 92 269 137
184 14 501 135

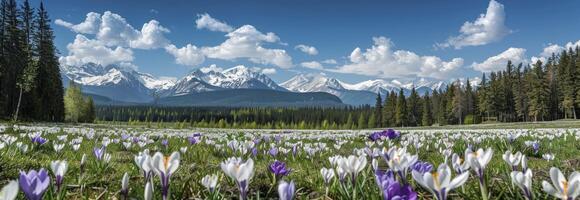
479 179 489 200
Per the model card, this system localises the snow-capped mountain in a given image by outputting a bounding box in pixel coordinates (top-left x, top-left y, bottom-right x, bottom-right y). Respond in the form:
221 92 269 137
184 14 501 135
61 63 175 103
282 73 376 105
281 73 449 105
161 65 287 96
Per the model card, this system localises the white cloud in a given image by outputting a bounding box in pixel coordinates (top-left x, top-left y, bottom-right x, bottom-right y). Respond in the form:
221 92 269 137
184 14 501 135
322 59 337 64
261 68 277 75
59 34 134 66
200 64 224 73
331 36 464 79
195 13 233 32
531 40 580 64
295 44 318 55
56 11 170 49
472 47 526 72
55 12 102 34
437 0 511 49
200 25 293 68
164 44 205 66
300 61 323 69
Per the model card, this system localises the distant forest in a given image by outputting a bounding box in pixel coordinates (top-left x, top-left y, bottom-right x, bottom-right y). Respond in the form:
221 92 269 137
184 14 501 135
97 46 580 129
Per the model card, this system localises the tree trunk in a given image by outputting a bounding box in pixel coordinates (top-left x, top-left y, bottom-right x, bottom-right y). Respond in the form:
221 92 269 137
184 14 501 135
13 87 23 122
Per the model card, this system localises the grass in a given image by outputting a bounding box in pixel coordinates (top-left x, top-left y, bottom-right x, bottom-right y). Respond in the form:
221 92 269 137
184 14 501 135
0 122 579 199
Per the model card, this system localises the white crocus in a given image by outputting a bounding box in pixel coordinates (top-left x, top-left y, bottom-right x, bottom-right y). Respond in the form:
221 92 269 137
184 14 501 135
542 153 555 161
220 157 254 200
320 167 335 185
412 164 469 200
152 151 180 200
466 147 493 200
542 167 580 200
451 153 470 174
50 160 68 191
338 155 367 178
201 174 219 192
502 150 522 170
0 180 18 200
121 172 129 197
511 169 533 200
144 181 153 200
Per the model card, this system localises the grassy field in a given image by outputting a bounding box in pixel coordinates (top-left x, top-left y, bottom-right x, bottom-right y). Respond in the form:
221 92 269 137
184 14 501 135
0 123 579 199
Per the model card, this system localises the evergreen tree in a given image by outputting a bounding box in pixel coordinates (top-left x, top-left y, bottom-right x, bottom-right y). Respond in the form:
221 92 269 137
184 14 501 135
34 2 64 121
528 61 549 121
374 92 382 127
395 88 407 127
452 80 466 124
357 113 366 129
406 87 420 126
421 92 432 126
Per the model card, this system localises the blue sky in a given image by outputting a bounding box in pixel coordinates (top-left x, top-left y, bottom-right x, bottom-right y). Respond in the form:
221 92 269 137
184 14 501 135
38 0 580 83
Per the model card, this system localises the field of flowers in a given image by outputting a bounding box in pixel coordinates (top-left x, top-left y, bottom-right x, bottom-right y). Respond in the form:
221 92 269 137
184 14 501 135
0 124 579 200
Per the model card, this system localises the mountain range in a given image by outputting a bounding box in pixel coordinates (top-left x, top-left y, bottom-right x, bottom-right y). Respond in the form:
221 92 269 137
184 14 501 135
61 63 449 106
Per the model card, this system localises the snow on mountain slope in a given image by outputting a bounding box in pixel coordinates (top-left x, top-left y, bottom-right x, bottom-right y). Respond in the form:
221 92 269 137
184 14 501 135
281 73 344 93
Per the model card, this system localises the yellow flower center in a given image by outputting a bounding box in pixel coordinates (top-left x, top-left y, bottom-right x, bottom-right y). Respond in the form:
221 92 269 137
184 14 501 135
432 172 441 190
562 180 568 196
163 156 170 169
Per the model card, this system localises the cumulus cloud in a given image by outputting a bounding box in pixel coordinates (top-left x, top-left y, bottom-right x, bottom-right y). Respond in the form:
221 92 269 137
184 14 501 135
200 25 293 68
164 44 205 66
195 13 233 32
55 12 102 34
295 44 318 55
200 64 224 73
331 37 464 79
472 47 526 72
261 68 277 75
300 61 323 69
59 34 134 66
56 11 170 49
437 0 511 49
531 40 580 64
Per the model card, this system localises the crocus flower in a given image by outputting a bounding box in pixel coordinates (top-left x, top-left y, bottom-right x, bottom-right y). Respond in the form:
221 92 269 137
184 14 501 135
31 135 47 145
541 167 580 200
220 157 255 200
320 167 335 186
50 160 68 192
412 161 433 174
451 153 470 174
338 155 367 184
80 154 87 174
269 160 291 177
135 151 153 181
384 129 401 140
144 181 153 200
152 151 180 200
19 169 50 200
384 147 418 182
161 139 168 147
511 169 533 200
502 151 523 171
201 174 219 192
532 142 540 154
412 164 469 200
368 132 382 141
466 148 493 200
278 180 296 200
269 147 279 157
542 153 555 161
121 172 129 199
376 170 417 200
0 180 18 200
93 146 105 160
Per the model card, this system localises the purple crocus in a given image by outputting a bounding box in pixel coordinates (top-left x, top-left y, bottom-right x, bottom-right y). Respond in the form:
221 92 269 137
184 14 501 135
384 129 400 139
412 161 433 174
187 136 198 145
19 169 51 200
375 170 417 200
161 139 169 147
368 132 382 141
532 142 540 154
269 160 291 177
269 147 279 157
251 147 258 157
31 136 47 145
93 146 105 160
